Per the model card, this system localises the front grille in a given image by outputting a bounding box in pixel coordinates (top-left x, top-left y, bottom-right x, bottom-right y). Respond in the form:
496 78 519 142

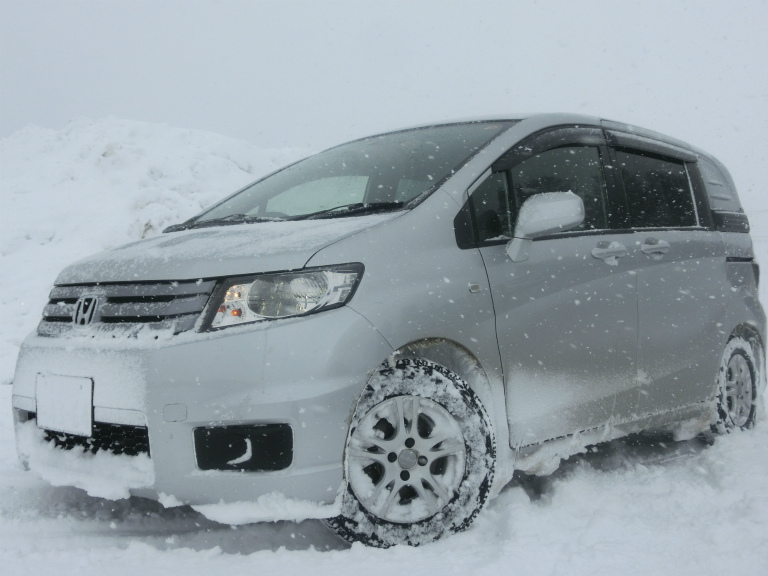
38 279 216 336
32 414 150 456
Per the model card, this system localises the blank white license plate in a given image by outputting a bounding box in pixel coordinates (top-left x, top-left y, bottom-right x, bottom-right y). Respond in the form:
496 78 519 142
36 373 93 436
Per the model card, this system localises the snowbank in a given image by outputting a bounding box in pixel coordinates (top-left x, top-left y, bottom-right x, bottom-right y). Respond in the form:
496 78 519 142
192 492 342 525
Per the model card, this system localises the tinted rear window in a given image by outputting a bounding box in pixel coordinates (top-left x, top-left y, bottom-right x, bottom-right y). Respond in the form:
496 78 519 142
617 151 697 228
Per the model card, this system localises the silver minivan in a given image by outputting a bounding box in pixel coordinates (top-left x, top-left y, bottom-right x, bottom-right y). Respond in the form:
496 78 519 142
12 114 766 546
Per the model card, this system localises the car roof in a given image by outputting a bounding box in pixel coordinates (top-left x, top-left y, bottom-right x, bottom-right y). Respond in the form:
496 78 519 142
351 113 728 169
389 113 697 152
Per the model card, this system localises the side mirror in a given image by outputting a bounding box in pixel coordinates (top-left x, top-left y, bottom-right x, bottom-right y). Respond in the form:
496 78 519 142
506 191 585 262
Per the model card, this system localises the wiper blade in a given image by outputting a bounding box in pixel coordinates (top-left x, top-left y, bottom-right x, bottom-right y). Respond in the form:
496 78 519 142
298 202 405 220
163 203 406 232
163 214 284 233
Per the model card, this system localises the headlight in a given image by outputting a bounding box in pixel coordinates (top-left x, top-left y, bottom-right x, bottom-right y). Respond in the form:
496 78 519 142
209 263 364 329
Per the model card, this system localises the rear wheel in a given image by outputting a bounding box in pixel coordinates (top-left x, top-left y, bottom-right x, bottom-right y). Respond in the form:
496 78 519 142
714 336 759 432
327 357 495 547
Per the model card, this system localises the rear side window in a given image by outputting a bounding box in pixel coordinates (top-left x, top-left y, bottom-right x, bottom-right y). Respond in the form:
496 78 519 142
616 151 697 228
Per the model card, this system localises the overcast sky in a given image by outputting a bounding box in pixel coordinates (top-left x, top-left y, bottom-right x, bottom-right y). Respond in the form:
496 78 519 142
1 1 767 175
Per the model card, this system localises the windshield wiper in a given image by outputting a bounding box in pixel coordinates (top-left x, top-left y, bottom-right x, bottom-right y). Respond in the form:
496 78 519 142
298 202 405 220
163 203 406 232
163 214 284 233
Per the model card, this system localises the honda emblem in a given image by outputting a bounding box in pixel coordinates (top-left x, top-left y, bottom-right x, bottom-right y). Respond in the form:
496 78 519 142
73 296 99 326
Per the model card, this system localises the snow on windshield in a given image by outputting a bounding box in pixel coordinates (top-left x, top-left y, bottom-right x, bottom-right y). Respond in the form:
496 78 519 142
195 122 512 222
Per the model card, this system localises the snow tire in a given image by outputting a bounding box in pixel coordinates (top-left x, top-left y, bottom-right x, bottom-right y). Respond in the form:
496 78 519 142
713 336 760 432
326 357 495 547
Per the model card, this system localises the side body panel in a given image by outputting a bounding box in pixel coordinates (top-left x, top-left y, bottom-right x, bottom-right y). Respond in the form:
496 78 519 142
307 191 503 417
482 233 638 446
634 230 727 414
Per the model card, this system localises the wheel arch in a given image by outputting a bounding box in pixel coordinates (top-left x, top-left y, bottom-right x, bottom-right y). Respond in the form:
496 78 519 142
393 338 496 419
730 322 764 350
391 338 514 471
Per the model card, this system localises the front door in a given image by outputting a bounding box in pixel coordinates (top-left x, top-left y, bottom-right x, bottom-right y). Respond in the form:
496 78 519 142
469 127 639 447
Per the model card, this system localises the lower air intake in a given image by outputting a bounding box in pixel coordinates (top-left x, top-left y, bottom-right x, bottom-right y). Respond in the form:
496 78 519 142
32 415 150 457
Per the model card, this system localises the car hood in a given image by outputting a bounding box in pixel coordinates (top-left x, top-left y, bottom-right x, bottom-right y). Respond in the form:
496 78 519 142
56 213 400 284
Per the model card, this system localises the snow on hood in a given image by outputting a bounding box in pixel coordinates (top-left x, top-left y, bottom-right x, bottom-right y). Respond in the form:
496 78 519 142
55 213 399 284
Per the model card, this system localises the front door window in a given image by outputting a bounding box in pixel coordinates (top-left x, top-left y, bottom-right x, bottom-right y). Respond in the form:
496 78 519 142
471 145 609 244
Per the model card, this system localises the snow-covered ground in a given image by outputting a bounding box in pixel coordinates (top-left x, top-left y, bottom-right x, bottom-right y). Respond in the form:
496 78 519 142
1 119 767 573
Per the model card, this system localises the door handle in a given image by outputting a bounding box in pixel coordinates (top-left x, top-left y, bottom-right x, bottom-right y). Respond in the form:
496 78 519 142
591 241 628 264
640 238 671 257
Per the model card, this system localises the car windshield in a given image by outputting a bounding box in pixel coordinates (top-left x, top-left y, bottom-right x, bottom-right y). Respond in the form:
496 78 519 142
177 122 513 229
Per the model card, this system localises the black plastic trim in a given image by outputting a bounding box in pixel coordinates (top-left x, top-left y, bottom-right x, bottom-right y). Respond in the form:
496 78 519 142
492 125 604 173
534 226 711 242
453 198 476 249
601 144 631 230
533 228 636 242
31 413 151 457
713 211 750 233
194 424 293 472
686 161 715 230
605 130 697 162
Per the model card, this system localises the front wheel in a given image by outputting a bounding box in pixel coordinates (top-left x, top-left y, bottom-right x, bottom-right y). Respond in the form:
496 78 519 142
713 336 760 432
327 357 495 547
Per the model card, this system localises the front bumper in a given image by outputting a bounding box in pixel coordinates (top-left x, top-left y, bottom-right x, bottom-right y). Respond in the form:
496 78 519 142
12 306 392 507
